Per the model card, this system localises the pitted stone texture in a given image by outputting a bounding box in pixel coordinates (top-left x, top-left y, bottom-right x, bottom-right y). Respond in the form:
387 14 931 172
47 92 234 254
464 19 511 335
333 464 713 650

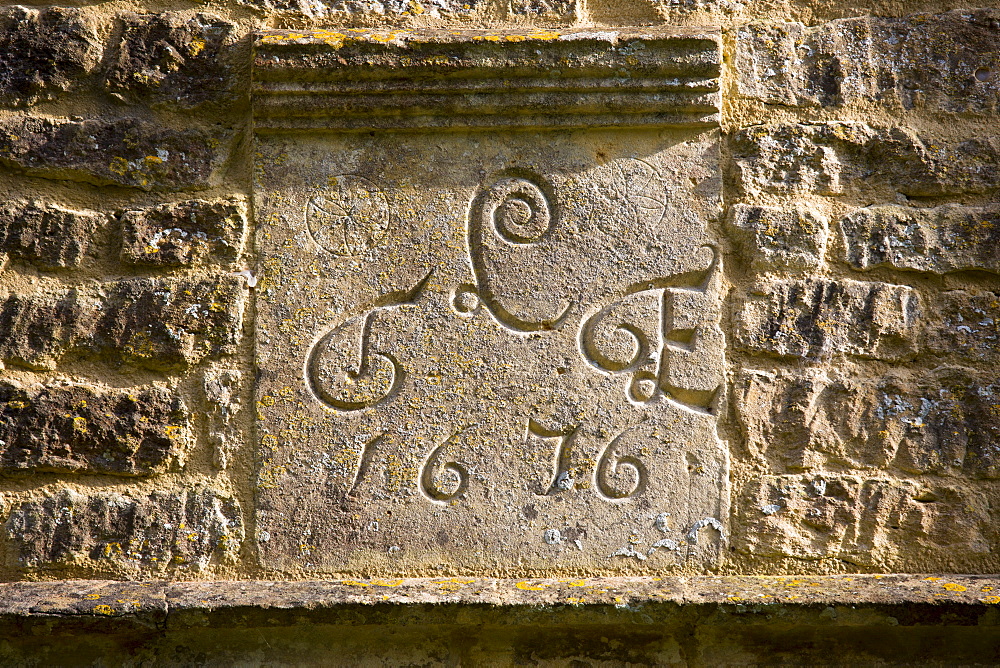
736 367 1000 478
204 369 243 469
509 0 575 19
254 128 728 574
0 200 104 270
87 277 246 371
737 475 995 570
120 198 247 267
0 7 102 107
929 290 1000 366
735 278 920 361
735 11 1000 114
0 382 188 475
726 203 828 271
0 291 80 371
105 12 234 108
0 116 225 191
731 123 1000 197
840 204 1000 275
6 487 243 574
258 0 483 17
0 278 245 372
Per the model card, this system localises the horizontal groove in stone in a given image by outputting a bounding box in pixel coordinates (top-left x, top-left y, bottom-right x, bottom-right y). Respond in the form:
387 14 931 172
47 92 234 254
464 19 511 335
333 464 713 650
252 28 720 130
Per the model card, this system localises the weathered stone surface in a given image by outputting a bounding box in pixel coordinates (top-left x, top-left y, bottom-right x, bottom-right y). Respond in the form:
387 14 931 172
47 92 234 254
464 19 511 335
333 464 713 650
120 198 247 267
0 290 81 370
105 13 234 108
736 367 1000 478
928 289 1000 365
508 0 575 18
726 203 828 271
0 6 102 107
731 123 1000 197
735 10 1000 114
259 0 483 18
735 278 920 361
87 277 246 371
0 278 245 371
6 487 243 573
0 116 225 190
737 475 995 569
253 30 727 574
0 381 188 475
0 200 104 270
840 204 1000 275
204 369 243 469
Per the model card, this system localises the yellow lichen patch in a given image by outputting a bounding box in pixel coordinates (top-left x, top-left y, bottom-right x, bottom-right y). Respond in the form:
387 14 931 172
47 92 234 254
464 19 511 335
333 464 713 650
942 583 967 592
342 580 371 587
982 596 1000 604
92 605 116 615
371 579 404 587
515 580 547 591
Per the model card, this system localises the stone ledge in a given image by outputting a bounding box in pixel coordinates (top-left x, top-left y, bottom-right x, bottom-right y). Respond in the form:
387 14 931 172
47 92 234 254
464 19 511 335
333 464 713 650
2 575 998 623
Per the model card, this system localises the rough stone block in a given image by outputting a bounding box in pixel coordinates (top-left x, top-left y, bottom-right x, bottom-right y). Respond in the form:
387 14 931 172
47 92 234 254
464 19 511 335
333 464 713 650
736 367 1000 478
735 278 920 361
87 277 246 371
259 0 483 18
204 368 243 469
0 6 101 107
731 123 1000 197
105 12 234 108
0 200 104 270
929 289 1000 365
508 0 575 19
5 487 243 573
737 474 994 569
0 115 225 191
735 11 1000 114
120 198 247 267
0 290 82 370
0 278 245 372
726 203 828 271
0 382 188 475
840 204 1000 275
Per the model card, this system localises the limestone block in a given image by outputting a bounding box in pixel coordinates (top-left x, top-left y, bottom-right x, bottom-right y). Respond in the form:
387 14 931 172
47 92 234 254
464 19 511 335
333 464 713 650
736 367 1000 478
257 0 485 19
731 123 1000 197
0 116 227 190
252 28 729 574
735 278 920 361
0 382 189 475
0 278 246 372
0 291 80 371
734 10 1000 114
0 200 105 270
840 204 1000 275
120 198 247 267
508 0 575 19
726 203 828 271
5 488 243 573
737 475 994 569
87 277 246 371
104 12 235 108
0 6 102 107
929 289 1000 366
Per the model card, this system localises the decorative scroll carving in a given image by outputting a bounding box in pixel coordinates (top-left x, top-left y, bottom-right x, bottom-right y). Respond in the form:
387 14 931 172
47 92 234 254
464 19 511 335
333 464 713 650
467 174 573 332
305 271 431 411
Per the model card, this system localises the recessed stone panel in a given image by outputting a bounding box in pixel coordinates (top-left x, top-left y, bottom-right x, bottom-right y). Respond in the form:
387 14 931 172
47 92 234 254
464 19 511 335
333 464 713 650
252 29 727 574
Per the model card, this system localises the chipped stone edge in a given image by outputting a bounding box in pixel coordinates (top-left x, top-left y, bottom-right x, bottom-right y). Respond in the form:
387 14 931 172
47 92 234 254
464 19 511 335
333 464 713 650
2 575 998 624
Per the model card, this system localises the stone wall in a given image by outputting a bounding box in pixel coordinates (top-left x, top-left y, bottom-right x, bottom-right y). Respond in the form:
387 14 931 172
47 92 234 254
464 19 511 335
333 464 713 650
0 0 999 587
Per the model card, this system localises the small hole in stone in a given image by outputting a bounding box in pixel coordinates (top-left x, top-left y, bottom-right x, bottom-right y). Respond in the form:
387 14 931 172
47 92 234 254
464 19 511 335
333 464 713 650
975 67 992 82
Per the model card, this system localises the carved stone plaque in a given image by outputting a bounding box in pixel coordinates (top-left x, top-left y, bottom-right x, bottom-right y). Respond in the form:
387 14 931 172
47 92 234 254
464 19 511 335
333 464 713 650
253 28 728 573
